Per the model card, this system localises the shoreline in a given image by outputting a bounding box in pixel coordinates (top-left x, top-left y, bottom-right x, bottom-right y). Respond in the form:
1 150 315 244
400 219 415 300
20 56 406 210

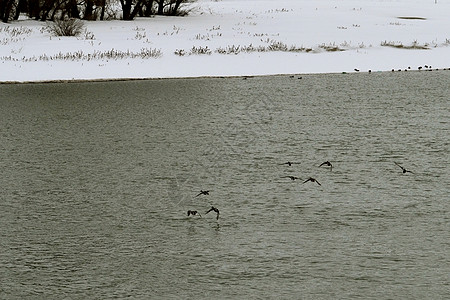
0 71 336 85
1 68 449 85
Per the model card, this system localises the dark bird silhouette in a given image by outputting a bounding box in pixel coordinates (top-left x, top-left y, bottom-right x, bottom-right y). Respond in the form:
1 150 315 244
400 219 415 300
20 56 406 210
394 162 414 174
282 175 301 181
319 161 333 171
281 161 298 166
303 177 321 186
354 68 360 72
187 210 201 217
206 206 220 220
195 190 210 197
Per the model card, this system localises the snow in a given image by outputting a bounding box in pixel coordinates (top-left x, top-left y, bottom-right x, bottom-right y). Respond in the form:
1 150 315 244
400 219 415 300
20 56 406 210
1 0 449 83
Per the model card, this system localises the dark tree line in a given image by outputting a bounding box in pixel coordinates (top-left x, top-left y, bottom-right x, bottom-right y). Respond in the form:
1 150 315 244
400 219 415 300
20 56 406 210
0 0 194 22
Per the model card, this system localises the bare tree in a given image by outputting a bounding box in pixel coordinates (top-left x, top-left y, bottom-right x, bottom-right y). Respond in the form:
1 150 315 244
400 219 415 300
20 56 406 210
155 0 163 15
0 0 195 22
99 0 106 20
119 0 146 20
140 0 154 17
84 0 94 20
168 0 192 16
26 0 41 19
155 0 194 16
0 0 16 22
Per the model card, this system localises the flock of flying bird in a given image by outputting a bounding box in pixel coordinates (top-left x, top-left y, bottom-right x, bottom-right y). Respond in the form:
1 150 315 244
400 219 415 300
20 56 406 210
187 161 413 220
187 190 219 220
280 160 334 185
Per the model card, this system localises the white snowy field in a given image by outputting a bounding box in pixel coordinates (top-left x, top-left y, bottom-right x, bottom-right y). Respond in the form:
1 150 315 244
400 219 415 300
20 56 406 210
1 0 449 83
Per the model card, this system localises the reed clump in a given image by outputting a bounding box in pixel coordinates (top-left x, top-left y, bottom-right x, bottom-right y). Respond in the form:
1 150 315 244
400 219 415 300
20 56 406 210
1 48 162 62
45 18 85 37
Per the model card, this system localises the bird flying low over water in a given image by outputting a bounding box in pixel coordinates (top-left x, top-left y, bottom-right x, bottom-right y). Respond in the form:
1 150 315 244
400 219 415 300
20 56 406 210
187 210 201 217
281 161 299 166
195 190 210 197
206 206 220 220
282 176 301 181
319 161 333 171
394 162 414 174
303 177 321 186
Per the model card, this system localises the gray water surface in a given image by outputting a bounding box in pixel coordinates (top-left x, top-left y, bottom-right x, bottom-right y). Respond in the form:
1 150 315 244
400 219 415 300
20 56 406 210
1 72 449 299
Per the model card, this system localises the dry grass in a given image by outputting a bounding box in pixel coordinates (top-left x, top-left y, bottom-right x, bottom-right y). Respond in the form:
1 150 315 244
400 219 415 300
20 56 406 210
0 26 33 44
318 43 345 52
45 18 85 37
189 45 212 55
381 40 431 49
1 48 162 62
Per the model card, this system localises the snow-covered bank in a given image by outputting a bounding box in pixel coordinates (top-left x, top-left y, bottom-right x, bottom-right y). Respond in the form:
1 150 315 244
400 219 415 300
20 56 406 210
1 0 450 83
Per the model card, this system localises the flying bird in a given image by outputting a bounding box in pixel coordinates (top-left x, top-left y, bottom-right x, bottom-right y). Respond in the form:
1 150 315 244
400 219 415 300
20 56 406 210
319 161 333 171
303 177 321 186
187 210 201 217
282 176 301 181
195 190 210 197
281 161 299 166
394 162 414 174
206 206 220 220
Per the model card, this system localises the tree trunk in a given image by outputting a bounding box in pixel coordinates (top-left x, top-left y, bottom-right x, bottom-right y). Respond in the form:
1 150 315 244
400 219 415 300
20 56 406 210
100 0 105 20
1 0 15 22
156 0 164 15
130 0 145 20
40 0 55 21
120 0 132 20
171 0 182 16
84 0 94 20
68 0 80 18
27 0 41 20
142 0 154 17
0 0 6 22
14 0 28 20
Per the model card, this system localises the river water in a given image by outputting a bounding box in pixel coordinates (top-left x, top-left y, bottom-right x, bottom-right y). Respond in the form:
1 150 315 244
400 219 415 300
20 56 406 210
0 72 449 299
